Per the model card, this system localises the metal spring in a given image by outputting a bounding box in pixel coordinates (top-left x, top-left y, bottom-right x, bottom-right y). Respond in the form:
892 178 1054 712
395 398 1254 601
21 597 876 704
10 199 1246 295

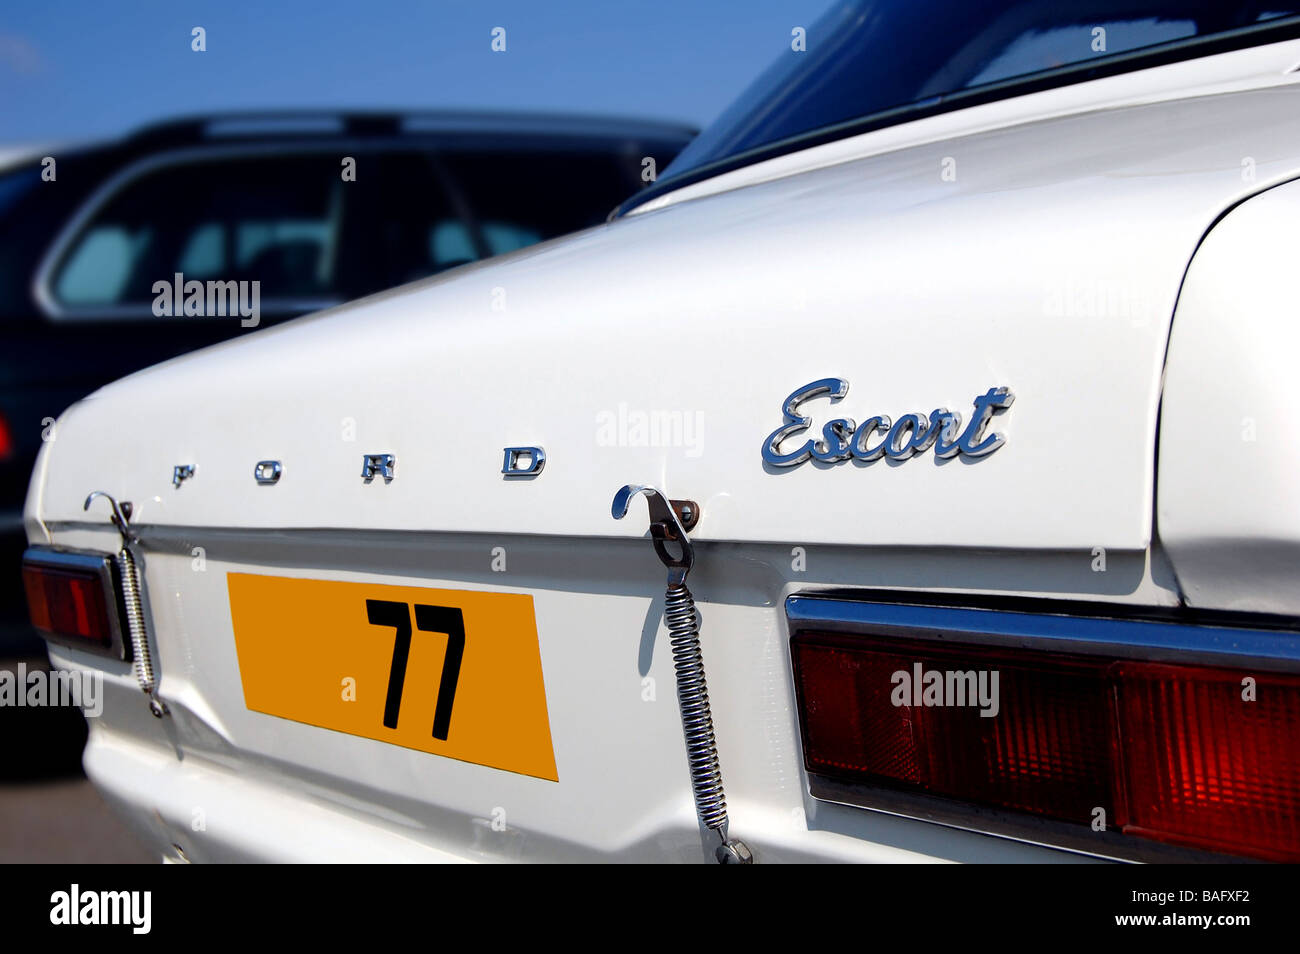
664 578 729 834
116 547 167 717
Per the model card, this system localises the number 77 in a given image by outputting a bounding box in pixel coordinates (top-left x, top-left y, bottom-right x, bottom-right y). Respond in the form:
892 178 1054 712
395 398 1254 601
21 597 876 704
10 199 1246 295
365 600 465 741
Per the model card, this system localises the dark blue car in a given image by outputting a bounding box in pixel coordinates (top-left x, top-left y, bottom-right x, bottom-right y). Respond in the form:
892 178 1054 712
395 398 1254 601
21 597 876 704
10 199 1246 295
0 110 694 653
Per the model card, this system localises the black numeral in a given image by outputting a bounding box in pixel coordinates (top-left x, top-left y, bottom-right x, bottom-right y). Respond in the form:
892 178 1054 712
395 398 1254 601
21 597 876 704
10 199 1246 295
366 599 466 741
366 600 412 731
413 604 465 741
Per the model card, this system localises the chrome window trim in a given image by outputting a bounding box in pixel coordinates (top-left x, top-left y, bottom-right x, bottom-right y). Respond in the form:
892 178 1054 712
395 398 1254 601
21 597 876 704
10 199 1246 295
620 17 1300 217
28 141 395 322
786 594 1300 672
785 592 1300 863
22 545 130 661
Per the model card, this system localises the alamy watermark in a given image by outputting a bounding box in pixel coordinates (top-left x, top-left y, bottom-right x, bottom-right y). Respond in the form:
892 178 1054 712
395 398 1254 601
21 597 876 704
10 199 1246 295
595 403 704 457
151 272 260 328
50 884 150 934
891 663 1000 717
0 663 102 717
1042 275 1153 325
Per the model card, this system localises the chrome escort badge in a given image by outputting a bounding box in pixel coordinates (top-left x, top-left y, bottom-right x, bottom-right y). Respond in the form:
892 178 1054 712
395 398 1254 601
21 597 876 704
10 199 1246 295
761 378 1014 468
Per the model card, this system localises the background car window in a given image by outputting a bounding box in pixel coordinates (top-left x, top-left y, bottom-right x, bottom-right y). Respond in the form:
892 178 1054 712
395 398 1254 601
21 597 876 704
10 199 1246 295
50 154 343 309
426 219 542 264
437 149 628 257
331 151 468 294
428 220 476 265
177 222 224 276
55 226 151 305
480 221 543 254
337 149 627 296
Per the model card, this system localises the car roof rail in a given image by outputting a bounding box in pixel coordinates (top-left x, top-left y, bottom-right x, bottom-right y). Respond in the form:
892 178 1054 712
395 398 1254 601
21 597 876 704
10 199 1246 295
123 110 697 149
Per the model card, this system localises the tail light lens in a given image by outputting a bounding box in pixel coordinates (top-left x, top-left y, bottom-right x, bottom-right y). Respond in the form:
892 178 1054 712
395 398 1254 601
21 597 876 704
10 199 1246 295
793 630 1300 862
21 547 127 658
0 410 12 460
1116 662 1300 858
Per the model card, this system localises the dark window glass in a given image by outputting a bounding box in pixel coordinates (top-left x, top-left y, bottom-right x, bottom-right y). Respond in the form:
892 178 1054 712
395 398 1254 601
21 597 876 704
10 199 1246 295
331 151 464 294
334 149 638 295
438 150 632 254
52 154 343 307
660 1 1300 188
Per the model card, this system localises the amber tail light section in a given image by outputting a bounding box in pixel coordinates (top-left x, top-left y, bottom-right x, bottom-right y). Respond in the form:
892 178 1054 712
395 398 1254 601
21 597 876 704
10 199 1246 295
792 617 1300 862
21 547 127 658
1115 662 1300 860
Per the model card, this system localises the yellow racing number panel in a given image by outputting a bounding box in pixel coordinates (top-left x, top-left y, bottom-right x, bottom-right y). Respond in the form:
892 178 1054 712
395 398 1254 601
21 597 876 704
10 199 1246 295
227 573 558 781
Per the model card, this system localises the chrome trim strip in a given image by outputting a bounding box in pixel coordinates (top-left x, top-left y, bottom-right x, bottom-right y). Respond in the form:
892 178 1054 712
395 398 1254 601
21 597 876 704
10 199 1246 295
786 594 1300 672
23 547 110 573
806 776 1244 864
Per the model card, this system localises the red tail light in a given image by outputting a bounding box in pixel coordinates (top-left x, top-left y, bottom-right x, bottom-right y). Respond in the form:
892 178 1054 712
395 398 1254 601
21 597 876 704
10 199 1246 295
794 636 1115 822
793 629 1300 862
1115 662 1300 859
21 547 126 657
0 410 12 460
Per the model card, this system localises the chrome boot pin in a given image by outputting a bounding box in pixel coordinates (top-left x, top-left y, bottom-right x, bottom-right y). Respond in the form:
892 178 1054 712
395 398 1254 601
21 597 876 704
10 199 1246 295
613 485 751 864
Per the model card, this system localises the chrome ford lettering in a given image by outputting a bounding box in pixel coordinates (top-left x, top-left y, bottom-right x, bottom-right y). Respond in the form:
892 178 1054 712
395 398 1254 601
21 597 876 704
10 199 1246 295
761 381 1013 468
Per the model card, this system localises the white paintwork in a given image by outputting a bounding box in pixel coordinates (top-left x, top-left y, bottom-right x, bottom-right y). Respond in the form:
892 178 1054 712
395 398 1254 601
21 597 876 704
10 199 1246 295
24 38 1300 863
37 81 1300 552
45 528 1118 864
1158 178 1300 615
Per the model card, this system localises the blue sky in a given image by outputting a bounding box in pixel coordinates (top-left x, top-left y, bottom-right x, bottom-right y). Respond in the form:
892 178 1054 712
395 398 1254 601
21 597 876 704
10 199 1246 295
0 1 835 145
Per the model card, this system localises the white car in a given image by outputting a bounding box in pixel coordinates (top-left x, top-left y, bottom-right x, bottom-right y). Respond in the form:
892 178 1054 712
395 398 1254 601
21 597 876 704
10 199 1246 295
20 1 1300 863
